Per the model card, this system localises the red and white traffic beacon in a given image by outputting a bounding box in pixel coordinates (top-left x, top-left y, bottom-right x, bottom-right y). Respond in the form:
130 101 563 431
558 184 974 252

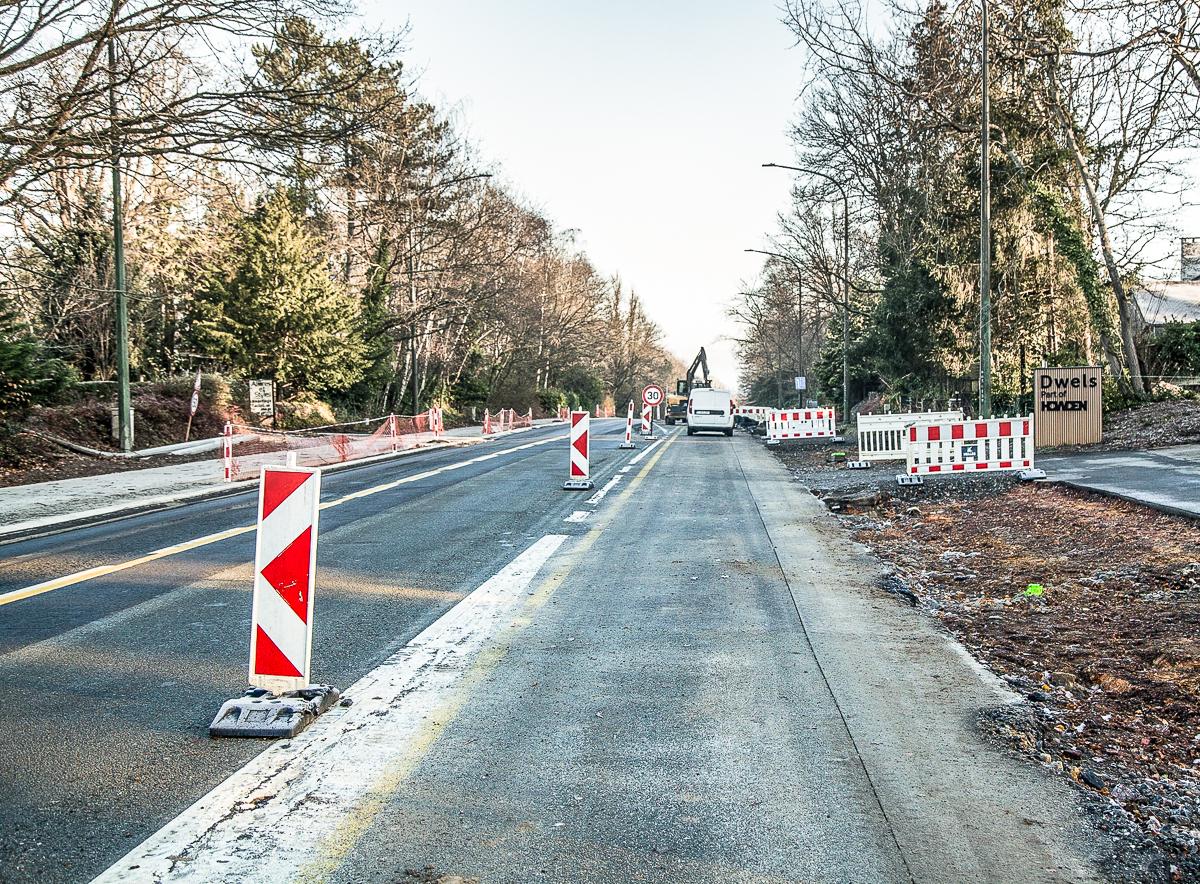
563 410 594 490
619 400 636 449
210 465 340 738
641 383 664 441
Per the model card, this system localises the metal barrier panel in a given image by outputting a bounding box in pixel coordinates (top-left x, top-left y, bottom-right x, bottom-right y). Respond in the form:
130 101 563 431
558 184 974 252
904 417 1035 476
766 408 837 443
856 411 963 461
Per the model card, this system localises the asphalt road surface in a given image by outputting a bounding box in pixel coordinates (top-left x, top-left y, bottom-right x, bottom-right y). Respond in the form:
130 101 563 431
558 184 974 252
0 423 1110 883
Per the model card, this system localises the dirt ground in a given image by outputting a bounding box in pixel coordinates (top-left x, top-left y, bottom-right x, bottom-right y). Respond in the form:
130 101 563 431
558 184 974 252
1067 399 1200 453
769 436 1200 882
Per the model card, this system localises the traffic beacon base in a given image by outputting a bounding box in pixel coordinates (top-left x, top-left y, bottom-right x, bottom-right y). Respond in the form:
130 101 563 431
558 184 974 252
210 685 340 738
210 465 340 739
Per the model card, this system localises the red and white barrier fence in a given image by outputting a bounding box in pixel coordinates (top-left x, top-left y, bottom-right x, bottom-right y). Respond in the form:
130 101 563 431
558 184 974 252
734 405 770 422
563 410 593 490
765 408 838 445
248 466 321 693
856 411 963 463
482 407 533 436
620 400 636 449
903 416 1035 479
222 411 440 482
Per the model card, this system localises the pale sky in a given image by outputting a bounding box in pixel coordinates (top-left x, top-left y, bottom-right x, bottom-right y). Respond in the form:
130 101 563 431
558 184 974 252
357 0 802 388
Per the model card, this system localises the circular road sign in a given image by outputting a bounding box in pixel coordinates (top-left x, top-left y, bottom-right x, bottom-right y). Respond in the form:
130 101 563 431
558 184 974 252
642 384 665 406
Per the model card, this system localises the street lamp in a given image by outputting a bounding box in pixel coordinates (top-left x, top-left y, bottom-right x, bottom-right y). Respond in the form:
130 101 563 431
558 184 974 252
762 164 851 420
979 0 992 417
744 248 805 403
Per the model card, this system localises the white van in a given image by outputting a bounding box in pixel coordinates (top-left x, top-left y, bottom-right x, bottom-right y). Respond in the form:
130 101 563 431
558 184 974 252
687 387 734 436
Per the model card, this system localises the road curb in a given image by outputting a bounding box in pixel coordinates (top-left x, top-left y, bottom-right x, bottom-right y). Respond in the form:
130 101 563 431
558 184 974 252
0 437 485 545
1050 479 1200 522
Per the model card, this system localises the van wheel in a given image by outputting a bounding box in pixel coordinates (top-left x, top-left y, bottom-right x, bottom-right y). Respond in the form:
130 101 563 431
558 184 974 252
724 428 734 437
686 427 694 436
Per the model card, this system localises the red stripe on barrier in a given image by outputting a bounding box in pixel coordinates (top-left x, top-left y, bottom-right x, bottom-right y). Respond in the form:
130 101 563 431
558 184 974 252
260 526 313 623
1023 460 1030 466
952 424 964 440
952 464 964 471
261 471 311 521
929 465 941 472
975 422 988 437
999 421 1011 437
975 463 988 469
253 625 304 679
928 426 940 441
1023 420 1030 435
909 427 917 442
999 460 1012 468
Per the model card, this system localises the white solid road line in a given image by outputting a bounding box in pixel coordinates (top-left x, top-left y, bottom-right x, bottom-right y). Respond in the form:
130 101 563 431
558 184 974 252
92 534 568 884
0 433 565 608
628 431 673 465
584 474 621 505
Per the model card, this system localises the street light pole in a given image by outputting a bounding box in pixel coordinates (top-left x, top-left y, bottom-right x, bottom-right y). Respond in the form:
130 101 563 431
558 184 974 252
762 164 851 419
979 0 993 418
109 37 131 452
745 248 805 404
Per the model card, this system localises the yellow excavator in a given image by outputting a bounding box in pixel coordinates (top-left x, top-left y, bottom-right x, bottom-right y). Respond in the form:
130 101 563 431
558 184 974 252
665 347 711 425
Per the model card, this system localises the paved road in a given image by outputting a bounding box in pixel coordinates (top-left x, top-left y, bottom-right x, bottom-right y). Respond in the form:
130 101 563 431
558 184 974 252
1041 444 1200 518
1 425 1109 882
0 422 620 882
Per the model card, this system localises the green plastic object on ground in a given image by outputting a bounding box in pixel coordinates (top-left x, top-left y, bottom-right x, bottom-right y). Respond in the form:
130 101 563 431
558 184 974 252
1024 583 1044 597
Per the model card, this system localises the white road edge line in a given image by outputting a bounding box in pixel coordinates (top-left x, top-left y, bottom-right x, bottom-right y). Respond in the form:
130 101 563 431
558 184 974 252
629 432 671 465
584 474 621 505
92 533 568 884
0 433 566 608
563 510 590 523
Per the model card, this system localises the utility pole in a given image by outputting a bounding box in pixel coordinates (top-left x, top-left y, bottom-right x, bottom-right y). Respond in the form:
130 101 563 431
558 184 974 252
744 248 805 407
979 0 993 418
109 37 132 452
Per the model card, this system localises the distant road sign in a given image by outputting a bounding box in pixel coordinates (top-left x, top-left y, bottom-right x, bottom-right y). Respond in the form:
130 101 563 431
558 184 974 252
794 376 807 391
249 380 275 417
642 384 664 406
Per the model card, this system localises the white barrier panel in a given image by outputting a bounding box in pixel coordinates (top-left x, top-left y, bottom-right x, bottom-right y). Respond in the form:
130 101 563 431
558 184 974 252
856 411 963 462
904 417 1035 477
766 408 837 444
249 466 321 693
620 400 635 449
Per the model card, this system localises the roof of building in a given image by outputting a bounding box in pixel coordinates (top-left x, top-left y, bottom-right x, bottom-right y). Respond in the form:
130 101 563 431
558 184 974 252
1135 280 1200 326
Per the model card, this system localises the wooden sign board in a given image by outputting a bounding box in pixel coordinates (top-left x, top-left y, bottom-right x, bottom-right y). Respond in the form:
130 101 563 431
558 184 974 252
1033 366 1102 447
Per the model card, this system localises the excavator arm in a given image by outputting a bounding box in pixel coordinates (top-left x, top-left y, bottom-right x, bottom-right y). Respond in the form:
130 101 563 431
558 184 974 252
676 347 711 396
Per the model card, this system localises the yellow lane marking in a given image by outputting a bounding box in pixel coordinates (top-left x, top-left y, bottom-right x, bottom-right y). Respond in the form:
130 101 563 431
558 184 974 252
0 435 565 609
297 429 679 881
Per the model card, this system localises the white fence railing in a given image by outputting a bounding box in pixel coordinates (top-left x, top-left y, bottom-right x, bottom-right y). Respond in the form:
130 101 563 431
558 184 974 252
855 411 964 462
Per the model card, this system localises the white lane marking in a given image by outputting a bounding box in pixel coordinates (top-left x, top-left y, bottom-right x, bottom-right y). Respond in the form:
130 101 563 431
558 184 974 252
93 534 567 883
563 510 590 523
618 466 632 474
0 434 566 608
629 432 671 465
584 474 621 505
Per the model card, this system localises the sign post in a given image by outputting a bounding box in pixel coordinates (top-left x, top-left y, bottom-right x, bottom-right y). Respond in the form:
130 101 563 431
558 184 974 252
184 369 202 442
641 384 664 440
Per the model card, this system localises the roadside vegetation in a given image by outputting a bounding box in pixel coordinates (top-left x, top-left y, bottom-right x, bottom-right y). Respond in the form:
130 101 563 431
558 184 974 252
733 0 1200 412
0 1 678 460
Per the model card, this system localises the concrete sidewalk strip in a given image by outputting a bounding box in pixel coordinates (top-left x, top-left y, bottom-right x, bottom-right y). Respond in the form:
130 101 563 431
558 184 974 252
736 440 1102 882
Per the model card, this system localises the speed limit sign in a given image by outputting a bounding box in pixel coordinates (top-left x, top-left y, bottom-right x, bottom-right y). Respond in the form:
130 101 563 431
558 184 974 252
642 384 665 406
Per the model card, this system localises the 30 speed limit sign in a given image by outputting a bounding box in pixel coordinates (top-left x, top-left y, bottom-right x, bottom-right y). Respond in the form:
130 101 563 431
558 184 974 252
642 384 665 407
